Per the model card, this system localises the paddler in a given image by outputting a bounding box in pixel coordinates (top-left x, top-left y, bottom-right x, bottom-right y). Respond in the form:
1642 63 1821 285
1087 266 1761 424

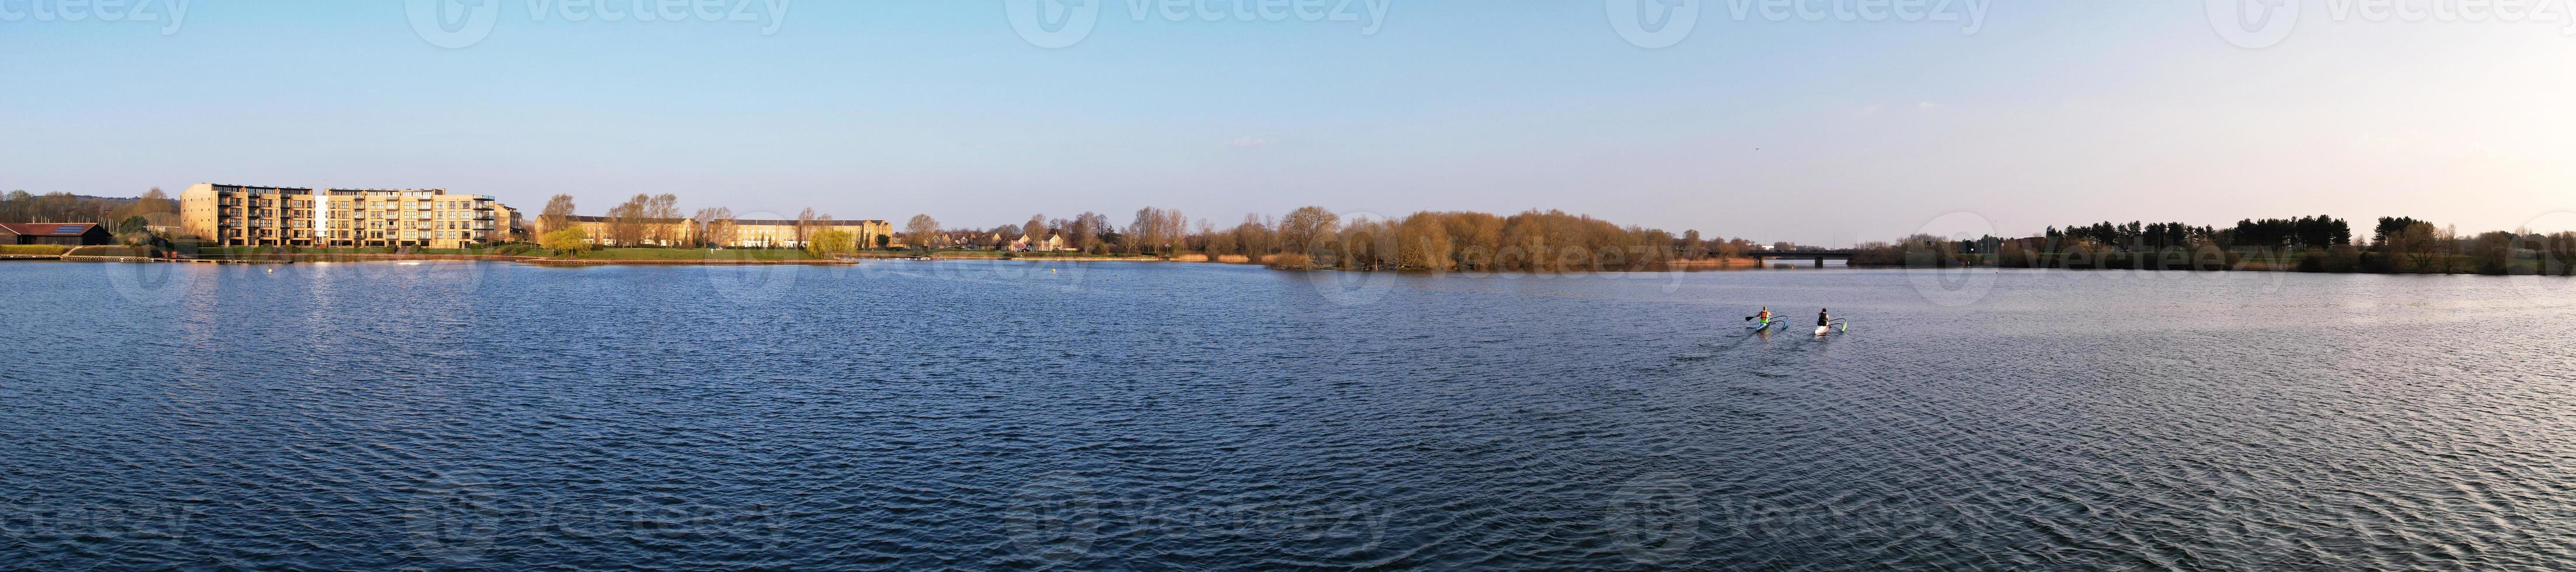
1756 306 1772 325
1817 308 1832 327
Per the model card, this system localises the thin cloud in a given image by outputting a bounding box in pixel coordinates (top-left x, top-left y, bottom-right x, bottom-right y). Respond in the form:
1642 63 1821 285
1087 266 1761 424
1917 101 1946 110
1224 137 1269 149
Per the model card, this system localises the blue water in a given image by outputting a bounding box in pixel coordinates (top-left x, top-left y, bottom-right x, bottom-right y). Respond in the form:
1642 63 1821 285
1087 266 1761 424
4 260 2574 569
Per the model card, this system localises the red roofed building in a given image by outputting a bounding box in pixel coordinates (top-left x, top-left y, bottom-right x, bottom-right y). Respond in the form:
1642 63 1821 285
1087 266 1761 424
1 222 114 246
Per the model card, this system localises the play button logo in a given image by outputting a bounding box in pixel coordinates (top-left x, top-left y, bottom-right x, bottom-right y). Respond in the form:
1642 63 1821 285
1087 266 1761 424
2208 0 2300 48
1608 0 1700 48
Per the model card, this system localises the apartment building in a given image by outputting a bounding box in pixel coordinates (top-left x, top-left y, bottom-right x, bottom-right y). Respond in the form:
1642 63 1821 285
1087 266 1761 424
180 183 525 248
727 218 891 249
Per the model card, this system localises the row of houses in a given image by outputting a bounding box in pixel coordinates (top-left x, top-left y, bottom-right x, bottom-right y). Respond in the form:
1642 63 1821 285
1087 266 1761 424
932 231 1073 252
550 215 892 249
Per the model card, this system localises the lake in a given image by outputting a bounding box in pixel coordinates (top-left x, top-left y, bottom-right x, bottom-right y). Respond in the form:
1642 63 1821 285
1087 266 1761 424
4 260 2573 570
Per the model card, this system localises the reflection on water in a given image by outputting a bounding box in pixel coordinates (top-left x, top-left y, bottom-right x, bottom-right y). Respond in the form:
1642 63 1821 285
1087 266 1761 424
4 261 2573 569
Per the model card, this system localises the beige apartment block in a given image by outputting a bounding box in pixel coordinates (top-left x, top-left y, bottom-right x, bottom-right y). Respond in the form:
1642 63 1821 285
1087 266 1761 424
180 183 526 249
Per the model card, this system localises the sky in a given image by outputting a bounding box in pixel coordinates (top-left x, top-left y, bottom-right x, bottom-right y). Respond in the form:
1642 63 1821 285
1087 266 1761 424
4 0 2574 244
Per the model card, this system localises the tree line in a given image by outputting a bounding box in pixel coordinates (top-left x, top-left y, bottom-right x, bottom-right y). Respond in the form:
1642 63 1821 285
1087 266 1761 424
1 189 173 229
1853 214 2576 276
901 206 1781 271
1 189 179 244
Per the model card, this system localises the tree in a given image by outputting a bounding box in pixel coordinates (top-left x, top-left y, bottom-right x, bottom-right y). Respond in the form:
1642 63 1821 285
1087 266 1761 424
539 194 577 235
875 234 892 249
2375 217 2432 246
1231 215 1276 263
904 214 940 251
646 193 681 246
1064 211 1108 253
1395 212 1454 270
2549 231 2576 277
806 229 857 257
1278 206 1341 257
541 226 593 255
2383 221 2444 273
796 208 820 247
2469 230 2519 275
607 194 649 247
113 188 175 227
1022 214 1047 250
1127 207 1164 255
694 207 735 248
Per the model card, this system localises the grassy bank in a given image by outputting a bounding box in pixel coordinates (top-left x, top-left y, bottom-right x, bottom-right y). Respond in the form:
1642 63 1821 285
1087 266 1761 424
0 245 70 256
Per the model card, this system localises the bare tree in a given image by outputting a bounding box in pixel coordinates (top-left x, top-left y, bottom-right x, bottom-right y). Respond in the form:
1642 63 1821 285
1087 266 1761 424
1279 206 1341 256
1127 207 1162 254
904 214 940 251
1233 214 1275 261
646 193 680 245
795 208 819 247
694 207 735 248
1066 212 1103 253
539 194 577 235
608 194 650 246
1160 208 1188 254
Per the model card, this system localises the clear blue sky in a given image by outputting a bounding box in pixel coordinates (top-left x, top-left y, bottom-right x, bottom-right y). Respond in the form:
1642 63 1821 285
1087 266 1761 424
6 1 2572 243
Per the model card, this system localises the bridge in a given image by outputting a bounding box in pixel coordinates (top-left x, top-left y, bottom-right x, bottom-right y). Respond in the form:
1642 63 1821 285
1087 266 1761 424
1745 250 1858 267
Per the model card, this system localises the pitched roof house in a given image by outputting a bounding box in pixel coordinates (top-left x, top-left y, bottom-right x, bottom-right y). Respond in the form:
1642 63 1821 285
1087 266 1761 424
1 222 113 246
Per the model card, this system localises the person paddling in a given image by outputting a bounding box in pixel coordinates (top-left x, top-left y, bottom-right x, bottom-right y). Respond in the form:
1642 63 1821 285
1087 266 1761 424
1756 306 1772 325
1817 308 1832 327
